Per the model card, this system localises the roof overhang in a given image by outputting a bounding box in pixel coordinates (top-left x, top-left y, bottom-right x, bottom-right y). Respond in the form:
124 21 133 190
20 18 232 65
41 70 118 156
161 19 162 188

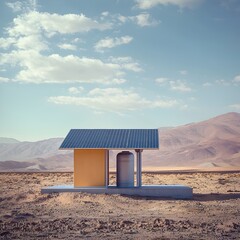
60 129 159 150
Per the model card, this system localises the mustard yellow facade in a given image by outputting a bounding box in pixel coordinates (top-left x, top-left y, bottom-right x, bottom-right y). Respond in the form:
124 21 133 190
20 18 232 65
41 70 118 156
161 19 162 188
74 149 106 187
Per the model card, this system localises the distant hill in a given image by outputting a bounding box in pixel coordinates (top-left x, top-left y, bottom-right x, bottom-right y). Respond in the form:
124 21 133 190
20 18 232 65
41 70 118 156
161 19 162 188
0 138 73 171
142 112 240 167
0 137 20 144
0 112 239 171
0 138 66 161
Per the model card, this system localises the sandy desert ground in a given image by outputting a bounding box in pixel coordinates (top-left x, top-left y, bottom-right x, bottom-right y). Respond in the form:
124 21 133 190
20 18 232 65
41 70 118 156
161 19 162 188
0 171 240 239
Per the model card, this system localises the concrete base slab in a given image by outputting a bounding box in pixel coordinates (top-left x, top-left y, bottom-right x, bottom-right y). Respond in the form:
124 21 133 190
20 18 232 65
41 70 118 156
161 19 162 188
41 185 193 199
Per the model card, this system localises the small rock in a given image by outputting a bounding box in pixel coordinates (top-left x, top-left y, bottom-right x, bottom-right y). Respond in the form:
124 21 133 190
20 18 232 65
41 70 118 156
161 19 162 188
0 231 10 236
121 220 134 225
36 233 49 238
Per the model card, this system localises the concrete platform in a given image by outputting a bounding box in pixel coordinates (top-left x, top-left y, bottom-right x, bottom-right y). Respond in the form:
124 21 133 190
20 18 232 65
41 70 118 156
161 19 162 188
41 185 193 199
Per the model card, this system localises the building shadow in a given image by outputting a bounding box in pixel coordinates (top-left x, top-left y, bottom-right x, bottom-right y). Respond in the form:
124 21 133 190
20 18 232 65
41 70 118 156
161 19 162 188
120 193 240 201
192 193 240 201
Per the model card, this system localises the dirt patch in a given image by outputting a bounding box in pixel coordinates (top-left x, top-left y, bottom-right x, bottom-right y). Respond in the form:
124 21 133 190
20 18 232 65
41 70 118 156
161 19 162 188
0 172 239 239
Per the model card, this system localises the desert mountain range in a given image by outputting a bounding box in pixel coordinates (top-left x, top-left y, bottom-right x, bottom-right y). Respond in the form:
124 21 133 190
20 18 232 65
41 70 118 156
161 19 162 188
0 112 239 171
142 112 240 168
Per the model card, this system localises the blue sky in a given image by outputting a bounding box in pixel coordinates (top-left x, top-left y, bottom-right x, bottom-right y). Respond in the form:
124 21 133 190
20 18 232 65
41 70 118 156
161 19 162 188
0 0 240 141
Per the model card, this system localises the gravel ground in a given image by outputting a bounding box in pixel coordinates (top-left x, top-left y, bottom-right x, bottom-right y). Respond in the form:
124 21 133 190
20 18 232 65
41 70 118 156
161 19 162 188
0 172 239 239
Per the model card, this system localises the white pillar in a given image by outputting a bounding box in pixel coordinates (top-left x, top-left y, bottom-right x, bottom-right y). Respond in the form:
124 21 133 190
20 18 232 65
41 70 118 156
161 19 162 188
135 149 143 187
105 150 109 187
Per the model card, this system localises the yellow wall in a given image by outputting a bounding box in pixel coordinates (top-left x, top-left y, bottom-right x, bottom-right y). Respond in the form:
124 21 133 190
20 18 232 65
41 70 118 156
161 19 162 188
74 149 106 187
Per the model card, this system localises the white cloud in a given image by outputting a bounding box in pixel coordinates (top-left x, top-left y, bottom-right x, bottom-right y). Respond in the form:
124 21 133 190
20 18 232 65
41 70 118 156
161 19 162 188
58 43 77 51
0 10 131 85
156 77 191 92
29 0 38 11
0 51 125 84
68 86 84 94
203 82 212 87
179 70 188 75
0 37 16 49
202 75 240 87
118 15 128 23
15 34 48 51
0 11 112 53
117 13 159 27
6 1 24 12
233 75 240 83
215 79 230 86
71 38 84 43
213 75 240 86
0 77 10 82
7 12 111 38
169 80 192 92
48 87 181 114
101 11 109 17
0 11 111 54
204 75 240 87
229 104 240 111
155 77 168 84
6 0 38 13
130 13 159 27
135 0 202 9
109 56 133 63
121 62 142 72
180 104 189 110
109 56 142 72
94 36 133 52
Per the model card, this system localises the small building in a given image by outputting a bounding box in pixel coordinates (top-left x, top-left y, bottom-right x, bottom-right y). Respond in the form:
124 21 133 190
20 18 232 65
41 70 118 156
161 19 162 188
60 129 158 188
42 129 192 199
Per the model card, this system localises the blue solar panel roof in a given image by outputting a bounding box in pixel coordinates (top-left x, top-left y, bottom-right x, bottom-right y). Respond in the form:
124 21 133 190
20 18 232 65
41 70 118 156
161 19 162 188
60 129 159 149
